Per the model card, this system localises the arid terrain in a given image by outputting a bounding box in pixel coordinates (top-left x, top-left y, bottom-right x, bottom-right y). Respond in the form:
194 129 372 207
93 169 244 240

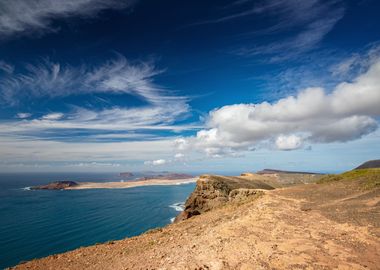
11 169 380 270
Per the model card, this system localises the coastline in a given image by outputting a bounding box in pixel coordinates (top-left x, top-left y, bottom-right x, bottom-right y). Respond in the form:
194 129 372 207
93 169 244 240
10 170 380 269
64 178 197 190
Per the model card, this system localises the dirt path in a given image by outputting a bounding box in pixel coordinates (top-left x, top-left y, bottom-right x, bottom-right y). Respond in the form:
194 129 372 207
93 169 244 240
11 183 380 270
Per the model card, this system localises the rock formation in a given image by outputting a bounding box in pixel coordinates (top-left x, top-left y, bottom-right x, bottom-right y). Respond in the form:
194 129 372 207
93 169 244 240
174 174 274 222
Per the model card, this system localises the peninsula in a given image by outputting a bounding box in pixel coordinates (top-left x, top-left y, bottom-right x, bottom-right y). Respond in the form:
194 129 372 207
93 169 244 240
31 177 197 190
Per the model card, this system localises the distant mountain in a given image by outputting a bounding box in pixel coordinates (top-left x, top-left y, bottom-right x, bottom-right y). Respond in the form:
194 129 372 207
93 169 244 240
355 160 380 170
256 169 322 175
137 173 193 181
119 172 134 178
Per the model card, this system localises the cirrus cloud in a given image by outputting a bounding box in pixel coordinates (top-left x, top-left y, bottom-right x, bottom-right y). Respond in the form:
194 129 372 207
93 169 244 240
0 0 137 38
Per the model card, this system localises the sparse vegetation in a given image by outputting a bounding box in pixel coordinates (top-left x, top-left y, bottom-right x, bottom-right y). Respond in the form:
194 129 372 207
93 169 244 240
317 168 380 190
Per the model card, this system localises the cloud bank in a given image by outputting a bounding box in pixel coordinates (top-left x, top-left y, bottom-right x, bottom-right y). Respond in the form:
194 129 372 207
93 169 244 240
177 57 380 157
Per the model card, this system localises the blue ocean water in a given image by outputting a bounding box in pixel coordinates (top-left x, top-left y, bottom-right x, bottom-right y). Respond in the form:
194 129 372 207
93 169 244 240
0 173 196 269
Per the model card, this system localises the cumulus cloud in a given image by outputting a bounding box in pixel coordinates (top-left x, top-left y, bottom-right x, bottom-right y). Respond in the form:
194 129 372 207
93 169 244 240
0 0 137 38
275 135 303 150
178 57 380 156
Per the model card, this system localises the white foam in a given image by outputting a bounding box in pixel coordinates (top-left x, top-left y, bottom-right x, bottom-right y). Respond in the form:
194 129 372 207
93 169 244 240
169 202 185 212
21 187 31 191
170 217 175 223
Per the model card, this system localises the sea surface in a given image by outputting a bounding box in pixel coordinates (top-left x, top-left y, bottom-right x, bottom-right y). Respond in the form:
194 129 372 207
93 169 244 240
0 173 196 269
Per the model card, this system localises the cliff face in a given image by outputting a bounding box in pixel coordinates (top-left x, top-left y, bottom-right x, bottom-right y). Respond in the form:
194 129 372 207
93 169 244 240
174 174 274 222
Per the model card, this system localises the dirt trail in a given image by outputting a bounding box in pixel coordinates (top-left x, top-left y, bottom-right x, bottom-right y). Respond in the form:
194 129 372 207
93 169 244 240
11 181 380 270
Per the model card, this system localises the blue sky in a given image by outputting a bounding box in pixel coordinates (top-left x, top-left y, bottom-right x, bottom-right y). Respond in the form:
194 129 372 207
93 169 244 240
0 0 379 173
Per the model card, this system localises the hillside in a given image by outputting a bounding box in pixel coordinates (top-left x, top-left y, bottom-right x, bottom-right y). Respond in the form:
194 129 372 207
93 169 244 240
11 169 380 270
355 159 380 170
241 171 324 187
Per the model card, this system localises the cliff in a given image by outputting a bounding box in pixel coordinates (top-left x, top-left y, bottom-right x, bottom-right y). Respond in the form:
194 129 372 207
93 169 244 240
174 174 274 222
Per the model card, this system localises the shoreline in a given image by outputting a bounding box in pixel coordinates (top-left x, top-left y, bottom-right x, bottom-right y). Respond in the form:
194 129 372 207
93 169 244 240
64 178 197 190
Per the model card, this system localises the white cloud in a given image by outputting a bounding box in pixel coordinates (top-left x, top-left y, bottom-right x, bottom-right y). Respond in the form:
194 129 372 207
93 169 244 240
144 159 167 166
275 135 303 150
42 112 64 120
16 112 32 119
174 153 185 159
0 0 137 38
179 57 380 156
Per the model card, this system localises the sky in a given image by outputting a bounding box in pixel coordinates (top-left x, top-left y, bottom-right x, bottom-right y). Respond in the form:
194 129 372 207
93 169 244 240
0 0 379 173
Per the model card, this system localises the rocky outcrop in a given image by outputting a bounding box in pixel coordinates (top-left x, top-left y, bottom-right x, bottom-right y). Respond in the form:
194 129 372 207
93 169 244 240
31 181 79 190
174 174 274 222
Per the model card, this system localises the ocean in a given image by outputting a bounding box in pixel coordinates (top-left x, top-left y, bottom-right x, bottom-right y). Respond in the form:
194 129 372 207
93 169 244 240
0 173 196 269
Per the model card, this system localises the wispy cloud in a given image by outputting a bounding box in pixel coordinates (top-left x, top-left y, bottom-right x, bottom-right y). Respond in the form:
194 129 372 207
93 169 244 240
0 55 175 106
42 113 64 120
0 60 14 73
236 0 345 60
0 0 137 38
0 54 199 143
16 112 32 119
192 0 345 61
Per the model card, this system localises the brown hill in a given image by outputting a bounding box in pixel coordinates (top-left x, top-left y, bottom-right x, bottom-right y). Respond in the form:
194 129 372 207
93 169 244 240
355 159 380 170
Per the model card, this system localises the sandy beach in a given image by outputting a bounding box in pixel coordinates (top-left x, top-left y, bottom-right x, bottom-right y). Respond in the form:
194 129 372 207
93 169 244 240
65 178 197 190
